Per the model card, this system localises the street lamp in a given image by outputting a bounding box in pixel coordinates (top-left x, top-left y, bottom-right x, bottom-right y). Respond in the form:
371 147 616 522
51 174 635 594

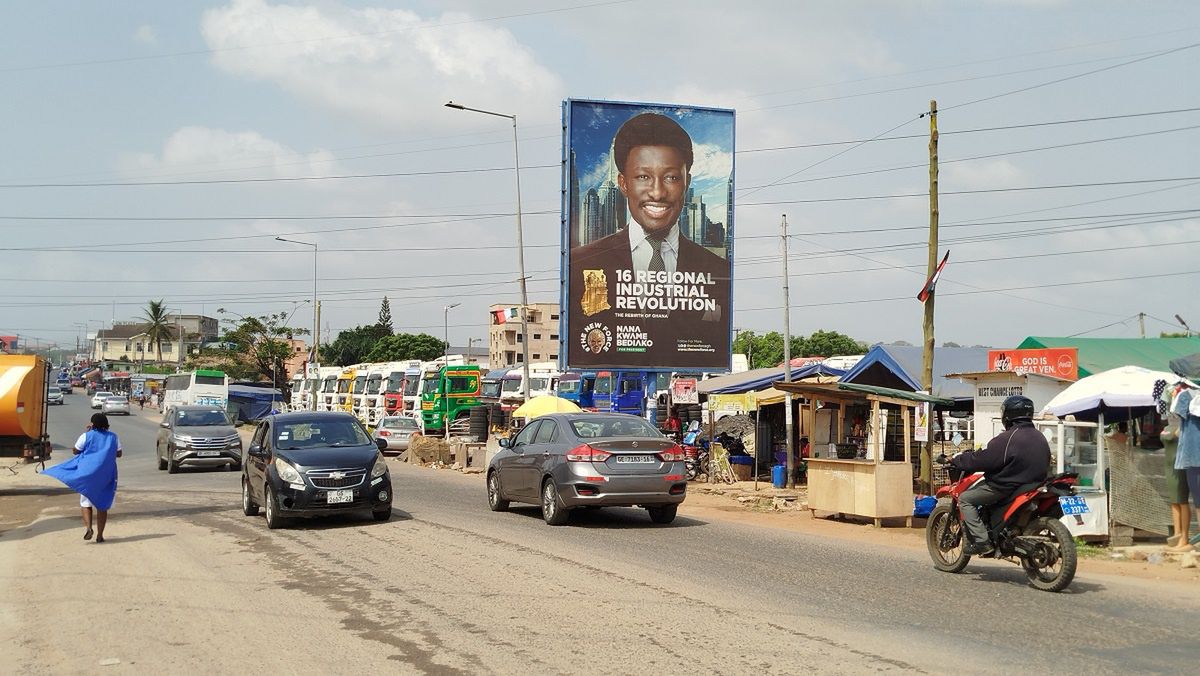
444 101 531 401
443 303 461 441
276 236 319 410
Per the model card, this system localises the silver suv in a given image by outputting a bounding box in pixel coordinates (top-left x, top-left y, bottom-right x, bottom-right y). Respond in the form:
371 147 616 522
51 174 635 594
156 405 242 473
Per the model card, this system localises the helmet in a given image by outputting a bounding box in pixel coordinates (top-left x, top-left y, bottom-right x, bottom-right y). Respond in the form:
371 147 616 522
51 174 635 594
1000 395 1035 429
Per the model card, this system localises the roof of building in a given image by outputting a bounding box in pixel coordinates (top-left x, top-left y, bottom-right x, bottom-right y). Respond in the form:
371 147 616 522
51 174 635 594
699 363 847 394
96 324 150 339
839 344 992 401
1016 336 1200 377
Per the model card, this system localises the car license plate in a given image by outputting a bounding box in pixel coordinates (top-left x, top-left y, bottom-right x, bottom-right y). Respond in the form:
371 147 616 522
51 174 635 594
1058 495 1090 515
615 455 655 464
197 451 220 457
327 489 353 504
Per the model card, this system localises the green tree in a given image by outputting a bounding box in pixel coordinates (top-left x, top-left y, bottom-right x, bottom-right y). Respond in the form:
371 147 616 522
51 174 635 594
799 330 867 357
141 299 174 368
365 333 447 362
208 309 309 391
377 296 394 334
322 324 391 366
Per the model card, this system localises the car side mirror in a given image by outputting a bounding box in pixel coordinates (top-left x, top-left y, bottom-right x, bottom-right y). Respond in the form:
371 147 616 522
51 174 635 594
375 438 387 451
498 438 511 449
160 421 170 428
247 444 265 458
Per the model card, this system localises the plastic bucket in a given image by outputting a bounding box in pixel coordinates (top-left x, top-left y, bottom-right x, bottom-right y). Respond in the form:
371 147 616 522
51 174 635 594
771 464 787 488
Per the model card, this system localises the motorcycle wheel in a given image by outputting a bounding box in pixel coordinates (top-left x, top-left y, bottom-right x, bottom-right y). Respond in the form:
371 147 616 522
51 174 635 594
926 504 970 573
1021 516 1077 593
684 460 699 481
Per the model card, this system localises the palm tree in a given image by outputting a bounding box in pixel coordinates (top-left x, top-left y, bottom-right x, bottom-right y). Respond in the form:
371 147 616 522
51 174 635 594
142 299 174 368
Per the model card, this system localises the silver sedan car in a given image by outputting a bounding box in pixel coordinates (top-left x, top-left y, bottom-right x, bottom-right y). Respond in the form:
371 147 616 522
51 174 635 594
487 413 687 525
373 415 419 454
102 396 131 416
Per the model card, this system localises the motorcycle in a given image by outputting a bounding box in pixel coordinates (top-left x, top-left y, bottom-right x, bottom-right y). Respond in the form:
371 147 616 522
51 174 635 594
926 455 1085 592
682 422 709 481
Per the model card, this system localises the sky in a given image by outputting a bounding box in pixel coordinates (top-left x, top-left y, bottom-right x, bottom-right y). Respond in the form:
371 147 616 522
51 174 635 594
1 0 1197 356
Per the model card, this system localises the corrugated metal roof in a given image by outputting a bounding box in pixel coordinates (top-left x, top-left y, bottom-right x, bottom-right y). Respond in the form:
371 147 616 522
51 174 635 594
839 344 991 400
1017 336 1200 377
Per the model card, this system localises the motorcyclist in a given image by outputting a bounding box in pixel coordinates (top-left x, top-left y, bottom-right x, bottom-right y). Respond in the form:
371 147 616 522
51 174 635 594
950 395 1051 556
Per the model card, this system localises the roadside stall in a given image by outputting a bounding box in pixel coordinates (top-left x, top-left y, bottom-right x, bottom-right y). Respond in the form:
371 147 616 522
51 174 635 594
777 381 953 527
1041 365 1180 543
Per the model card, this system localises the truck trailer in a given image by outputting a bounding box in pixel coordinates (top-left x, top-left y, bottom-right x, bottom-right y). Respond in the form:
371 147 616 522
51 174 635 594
0 355 52 460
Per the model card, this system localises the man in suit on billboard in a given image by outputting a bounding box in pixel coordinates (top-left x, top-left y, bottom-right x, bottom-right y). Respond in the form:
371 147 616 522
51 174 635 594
569 112 730 368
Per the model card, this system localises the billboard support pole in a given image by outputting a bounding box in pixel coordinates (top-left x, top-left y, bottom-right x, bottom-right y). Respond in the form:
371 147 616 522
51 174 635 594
781 214 795 489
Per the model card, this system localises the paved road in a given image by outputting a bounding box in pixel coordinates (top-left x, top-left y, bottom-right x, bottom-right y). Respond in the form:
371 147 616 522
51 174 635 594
3 393 1197 674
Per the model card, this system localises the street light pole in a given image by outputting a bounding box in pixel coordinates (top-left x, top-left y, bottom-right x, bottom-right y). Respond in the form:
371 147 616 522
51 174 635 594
443 303 460 441
276 236 319 410
444 101 531 402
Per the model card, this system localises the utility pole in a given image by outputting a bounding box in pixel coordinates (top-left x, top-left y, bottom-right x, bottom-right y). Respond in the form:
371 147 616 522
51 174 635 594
311 301 321 410
781 215 795 489
1138 312 1146 338
920 100 939 496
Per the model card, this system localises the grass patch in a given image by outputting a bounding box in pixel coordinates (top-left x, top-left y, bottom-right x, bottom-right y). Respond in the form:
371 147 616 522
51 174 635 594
1074 537 1105 558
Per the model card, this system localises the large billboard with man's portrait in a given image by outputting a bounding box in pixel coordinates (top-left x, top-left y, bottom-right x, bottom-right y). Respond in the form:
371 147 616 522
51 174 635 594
561 99 734 371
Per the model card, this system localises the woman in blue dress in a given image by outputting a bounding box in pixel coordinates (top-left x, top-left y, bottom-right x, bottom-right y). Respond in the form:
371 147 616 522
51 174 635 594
44 412 123 542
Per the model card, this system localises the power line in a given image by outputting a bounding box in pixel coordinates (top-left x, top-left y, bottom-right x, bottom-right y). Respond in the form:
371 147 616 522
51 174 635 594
938 41 1200 113
1066 316 1139 338
739 107 1200 154
736 271 1200 313
0 163 559 189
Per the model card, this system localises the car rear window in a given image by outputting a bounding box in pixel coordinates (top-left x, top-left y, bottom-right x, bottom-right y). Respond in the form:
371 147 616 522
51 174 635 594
380 417 417 429
570 417 661 439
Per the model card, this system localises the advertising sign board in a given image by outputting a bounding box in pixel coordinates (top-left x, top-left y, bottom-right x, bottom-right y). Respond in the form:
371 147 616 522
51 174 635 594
987 348 1078 380
562 99 734 371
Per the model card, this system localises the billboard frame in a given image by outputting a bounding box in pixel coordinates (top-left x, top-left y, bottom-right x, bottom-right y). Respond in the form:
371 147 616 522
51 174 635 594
559 97 736 374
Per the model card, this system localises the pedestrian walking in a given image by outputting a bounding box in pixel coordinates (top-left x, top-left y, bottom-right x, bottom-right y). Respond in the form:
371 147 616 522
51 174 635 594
137 392 146 410
43 413 123 543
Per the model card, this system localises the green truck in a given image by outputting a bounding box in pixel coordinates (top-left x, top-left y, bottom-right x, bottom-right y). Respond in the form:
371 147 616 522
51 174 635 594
420 365 482 434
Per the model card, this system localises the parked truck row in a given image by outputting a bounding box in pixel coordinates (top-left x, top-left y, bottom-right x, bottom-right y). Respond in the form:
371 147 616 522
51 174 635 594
288 357 712 439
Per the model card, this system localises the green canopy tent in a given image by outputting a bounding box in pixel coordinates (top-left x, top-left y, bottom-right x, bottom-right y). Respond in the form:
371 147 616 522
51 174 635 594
1017 337 1200 378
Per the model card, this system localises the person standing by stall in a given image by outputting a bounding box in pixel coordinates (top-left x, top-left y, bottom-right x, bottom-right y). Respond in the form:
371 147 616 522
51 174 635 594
43 413 123 543
1168 384 1200 552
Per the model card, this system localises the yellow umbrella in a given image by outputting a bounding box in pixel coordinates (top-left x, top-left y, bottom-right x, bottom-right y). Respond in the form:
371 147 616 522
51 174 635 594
512 395 582 419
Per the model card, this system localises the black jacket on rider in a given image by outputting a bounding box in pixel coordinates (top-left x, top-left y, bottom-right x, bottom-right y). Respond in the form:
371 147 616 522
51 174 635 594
952 421 1050 490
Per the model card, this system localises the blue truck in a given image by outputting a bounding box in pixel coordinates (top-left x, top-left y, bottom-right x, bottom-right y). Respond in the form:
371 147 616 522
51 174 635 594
555 370 597 409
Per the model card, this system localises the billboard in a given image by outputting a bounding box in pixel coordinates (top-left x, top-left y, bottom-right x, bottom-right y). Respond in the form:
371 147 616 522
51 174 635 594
988 348 1079 380
561 99 735 371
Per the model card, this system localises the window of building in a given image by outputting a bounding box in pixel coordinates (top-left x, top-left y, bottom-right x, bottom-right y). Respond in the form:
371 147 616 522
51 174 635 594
533 334 541 340
550 334 559 341
533 353 540 359
125 342 131 352
550 354 558 360
162 344 172 354
135 342 142 352
517 334 523 343
551 314 560 320
516 354 524 362
102 341 109 352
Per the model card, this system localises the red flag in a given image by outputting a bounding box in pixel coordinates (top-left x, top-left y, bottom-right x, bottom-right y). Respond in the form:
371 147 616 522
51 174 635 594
917 251 950 303
491 309 507 325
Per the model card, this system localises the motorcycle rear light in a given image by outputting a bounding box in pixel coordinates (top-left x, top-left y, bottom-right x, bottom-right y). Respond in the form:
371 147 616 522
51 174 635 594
566 444 612 462
657 445 686 462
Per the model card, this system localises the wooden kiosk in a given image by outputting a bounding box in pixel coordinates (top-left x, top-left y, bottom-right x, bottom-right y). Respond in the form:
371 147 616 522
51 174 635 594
777 382 952 527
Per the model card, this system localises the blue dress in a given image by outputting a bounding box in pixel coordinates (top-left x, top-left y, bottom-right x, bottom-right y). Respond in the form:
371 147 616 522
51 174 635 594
1173 390 1200 470
44 429 120 510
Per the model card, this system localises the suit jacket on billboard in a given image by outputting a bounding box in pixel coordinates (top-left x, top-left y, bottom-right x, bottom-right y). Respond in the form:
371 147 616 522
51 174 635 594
568 228 731 369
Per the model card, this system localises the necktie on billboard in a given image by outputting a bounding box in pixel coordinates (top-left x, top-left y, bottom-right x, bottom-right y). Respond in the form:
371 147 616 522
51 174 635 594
647 236 665 273
917 250 950 303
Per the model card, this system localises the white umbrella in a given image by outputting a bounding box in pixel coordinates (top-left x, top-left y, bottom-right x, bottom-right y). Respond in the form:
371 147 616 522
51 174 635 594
1042 365 1178 417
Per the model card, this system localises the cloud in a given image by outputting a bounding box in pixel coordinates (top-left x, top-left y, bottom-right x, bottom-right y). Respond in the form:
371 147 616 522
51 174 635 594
200 0 565 130
119 126 338 180
943 159 1028 190
134 24 157 45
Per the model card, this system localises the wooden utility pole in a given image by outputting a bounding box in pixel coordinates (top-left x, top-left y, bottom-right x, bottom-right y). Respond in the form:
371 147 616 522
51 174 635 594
781 215 795 489
920 100 939 495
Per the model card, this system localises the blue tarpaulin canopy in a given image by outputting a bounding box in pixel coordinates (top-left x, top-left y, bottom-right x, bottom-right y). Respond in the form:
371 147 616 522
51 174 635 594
228 384 283 422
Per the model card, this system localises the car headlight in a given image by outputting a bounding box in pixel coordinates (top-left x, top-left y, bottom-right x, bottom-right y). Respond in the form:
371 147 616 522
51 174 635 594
370 453 387 479
274 457 303 484
171 434 192 447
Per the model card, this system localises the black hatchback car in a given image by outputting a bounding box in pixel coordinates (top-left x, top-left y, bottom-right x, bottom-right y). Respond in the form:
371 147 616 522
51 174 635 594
241 411 393 529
